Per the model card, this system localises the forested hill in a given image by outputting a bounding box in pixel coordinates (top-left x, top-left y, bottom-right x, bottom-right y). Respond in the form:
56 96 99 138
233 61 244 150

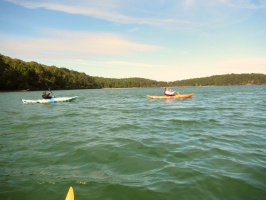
0 54 265 91
171 73 266 87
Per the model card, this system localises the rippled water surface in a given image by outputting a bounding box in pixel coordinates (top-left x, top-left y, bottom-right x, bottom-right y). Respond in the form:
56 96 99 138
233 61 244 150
0 86 266 200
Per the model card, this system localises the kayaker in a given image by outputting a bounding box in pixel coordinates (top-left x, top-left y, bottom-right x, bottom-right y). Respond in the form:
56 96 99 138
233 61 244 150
164 87 176 96
42 91 53 99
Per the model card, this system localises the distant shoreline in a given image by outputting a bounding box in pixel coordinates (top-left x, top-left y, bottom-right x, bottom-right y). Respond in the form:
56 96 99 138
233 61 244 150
0 84 265 93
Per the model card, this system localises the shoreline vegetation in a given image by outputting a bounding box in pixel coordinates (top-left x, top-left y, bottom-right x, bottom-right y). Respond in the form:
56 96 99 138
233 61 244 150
1 54 266 91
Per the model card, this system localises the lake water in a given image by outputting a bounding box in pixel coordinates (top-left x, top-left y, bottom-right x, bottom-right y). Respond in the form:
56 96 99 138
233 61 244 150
0 86 265 200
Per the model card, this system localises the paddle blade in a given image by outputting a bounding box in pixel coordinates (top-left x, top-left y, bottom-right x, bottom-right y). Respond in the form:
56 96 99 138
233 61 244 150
65 186 74 200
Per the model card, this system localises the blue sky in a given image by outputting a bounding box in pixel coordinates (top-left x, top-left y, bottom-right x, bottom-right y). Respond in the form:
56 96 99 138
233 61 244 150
0 0 265 81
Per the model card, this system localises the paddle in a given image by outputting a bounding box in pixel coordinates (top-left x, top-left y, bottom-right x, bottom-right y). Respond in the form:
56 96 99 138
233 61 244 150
65 186 74 200
170 89 180 95
45 83 55 98
169 88 180 96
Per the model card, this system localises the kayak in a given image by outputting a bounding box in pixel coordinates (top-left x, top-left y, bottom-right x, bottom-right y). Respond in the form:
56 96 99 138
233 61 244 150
147 93 194 99
65 186 74 200
22 96 78 104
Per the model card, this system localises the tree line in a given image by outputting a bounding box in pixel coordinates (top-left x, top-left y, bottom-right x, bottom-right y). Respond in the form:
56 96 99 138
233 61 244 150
170 73 266 86
0 54 265 91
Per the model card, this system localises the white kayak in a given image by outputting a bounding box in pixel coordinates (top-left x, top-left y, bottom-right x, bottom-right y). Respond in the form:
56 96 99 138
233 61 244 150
22 96 78 104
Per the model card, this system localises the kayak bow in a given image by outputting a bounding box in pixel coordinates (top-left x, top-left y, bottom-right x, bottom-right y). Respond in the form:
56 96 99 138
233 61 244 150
65 186 74 200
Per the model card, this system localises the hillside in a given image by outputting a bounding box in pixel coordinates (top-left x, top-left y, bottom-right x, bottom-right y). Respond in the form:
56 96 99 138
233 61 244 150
0 54 265 91
171 73 266 86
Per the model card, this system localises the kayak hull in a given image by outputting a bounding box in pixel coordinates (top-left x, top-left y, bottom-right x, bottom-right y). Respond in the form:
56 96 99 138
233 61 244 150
22 96 78 104
147 93 194 99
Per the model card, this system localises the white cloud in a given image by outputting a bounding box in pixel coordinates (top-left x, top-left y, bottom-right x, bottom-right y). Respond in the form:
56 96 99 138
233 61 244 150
218 0 266 9
184 0 196 8
4 0 207 30
214 58 266 71
0 29 161 59
6 0 264 33
187 57 266 79
182 0 266 9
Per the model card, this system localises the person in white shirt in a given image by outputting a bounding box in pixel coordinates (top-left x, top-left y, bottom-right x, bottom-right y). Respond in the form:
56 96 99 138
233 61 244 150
164 87 176 96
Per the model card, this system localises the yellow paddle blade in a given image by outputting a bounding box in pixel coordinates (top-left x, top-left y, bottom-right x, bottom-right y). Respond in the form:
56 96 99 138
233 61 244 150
65 186 74 200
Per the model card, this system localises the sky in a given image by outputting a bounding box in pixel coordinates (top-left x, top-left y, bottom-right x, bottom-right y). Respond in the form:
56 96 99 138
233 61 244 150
0 0 266 81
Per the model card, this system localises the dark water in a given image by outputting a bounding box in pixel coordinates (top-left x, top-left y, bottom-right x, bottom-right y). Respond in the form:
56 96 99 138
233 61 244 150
0 86 265 200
